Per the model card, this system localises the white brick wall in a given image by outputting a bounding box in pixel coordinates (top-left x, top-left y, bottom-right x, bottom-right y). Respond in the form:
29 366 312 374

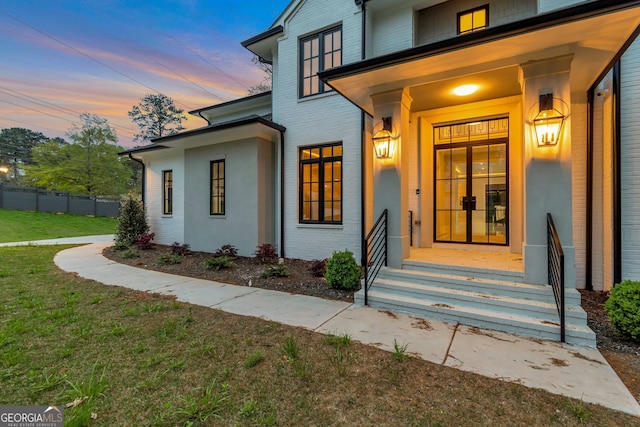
571 99 588 289
371 4 414 56
143 151 185 246
620 39 640 282
273 0 364 262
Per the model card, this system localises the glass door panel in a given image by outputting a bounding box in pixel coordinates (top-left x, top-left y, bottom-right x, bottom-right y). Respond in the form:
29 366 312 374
435 148 466 242
434 118 508 245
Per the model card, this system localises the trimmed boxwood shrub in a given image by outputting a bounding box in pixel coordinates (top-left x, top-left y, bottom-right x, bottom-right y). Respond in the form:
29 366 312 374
325 250 362 291
605 280 640 342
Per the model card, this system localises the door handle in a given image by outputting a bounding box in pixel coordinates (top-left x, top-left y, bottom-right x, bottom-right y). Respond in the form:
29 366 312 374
461 196 476 210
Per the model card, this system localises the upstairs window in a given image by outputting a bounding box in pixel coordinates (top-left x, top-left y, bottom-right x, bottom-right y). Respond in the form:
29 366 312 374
300 26 342 98
163 170 173 215
458 5 488 34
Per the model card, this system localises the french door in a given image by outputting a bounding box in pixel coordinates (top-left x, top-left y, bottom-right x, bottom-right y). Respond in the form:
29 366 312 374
434 118 509 245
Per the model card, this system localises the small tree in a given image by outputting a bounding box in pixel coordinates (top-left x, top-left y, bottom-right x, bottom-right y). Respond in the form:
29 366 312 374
114 193 149 246
247 56 272 96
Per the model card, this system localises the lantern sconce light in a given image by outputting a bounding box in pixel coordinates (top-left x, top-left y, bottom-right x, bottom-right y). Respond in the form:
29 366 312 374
533 93 566 147
372 116 398 159
0 165 9 174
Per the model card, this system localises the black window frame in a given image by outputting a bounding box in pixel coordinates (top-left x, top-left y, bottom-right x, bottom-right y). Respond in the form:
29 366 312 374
210 159 225 216
457 5 489 35
299 25 342 98
299 142 343 225
162 170 173 215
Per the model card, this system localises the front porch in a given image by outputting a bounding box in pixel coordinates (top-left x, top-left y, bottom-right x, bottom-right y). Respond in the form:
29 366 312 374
407 246 523 273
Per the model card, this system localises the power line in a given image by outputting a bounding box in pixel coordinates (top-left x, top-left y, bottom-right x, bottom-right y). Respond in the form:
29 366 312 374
166 34 251 94
0 10 195 111
0 88 137 138
145 56 227 103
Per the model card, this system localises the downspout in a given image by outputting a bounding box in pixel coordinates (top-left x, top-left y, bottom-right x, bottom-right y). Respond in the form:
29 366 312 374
128 153 146 205
280 129 286 258
613 61 622 285
197 112 211 126
586 90 593 291
356 0 370 267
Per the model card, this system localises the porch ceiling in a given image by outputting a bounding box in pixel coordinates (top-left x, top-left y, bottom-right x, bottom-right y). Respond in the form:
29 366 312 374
321 2 640 115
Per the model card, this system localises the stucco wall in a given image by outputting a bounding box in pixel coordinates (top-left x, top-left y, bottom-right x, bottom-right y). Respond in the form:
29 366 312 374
144 151 185 246
273 0 363 261
183 138 275 257
620 39 640 282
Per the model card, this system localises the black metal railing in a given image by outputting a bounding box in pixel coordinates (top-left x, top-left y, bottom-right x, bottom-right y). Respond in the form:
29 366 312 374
363 209 388 305
547 213 565 343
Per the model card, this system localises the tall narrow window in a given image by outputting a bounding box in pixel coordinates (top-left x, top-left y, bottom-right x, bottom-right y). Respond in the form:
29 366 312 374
300 26 342 98
299 143 342 224
163 170 173 215
210 160 225 215
458 5 488 34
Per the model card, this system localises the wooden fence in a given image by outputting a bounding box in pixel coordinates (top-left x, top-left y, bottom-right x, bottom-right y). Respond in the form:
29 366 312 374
0 184 120 217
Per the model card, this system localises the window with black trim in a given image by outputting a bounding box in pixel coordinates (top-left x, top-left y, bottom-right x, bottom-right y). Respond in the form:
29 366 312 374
210 160 225 215
163 170 172 215
458 5 488 34
299 143 342 224
300 26 342 98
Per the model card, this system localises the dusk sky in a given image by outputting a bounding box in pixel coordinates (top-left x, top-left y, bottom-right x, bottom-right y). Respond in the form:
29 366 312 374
0 0 290 148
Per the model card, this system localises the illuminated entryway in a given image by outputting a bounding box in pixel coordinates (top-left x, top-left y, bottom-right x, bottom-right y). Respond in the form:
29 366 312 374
434 117 508 245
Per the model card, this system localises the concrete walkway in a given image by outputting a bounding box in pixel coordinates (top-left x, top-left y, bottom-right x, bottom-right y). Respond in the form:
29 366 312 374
6 236 638 417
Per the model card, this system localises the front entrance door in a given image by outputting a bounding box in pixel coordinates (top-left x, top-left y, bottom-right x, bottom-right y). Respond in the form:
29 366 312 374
434 118 509 245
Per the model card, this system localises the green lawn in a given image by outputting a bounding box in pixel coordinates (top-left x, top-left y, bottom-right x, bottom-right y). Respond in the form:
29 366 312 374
0 245 636 426
0 209 117 243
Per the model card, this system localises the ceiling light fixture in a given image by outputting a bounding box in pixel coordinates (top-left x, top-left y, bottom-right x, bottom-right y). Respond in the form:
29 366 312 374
453 84 479 96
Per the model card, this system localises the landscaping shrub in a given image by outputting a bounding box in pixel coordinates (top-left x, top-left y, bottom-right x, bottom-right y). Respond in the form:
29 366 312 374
114 194 149 246
157 253 184 265
309 259 327 277
204 256 234 271
134 233 155 250
255 243 278 264
325 250 362 291
605 280 640 342
170 242 191 256
262 264 288 278
213 244 238 258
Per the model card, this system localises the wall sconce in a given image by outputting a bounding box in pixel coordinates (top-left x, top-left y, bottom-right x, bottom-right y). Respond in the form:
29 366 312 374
373 116 397 159
533 93 565 147
0 166 8 174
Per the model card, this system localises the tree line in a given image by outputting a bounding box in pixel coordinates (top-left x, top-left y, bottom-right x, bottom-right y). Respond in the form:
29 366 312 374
0 94 186 197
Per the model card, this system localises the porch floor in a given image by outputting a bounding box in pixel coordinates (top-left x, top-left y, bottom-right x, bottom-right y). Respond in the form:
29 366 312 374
407 247 523 273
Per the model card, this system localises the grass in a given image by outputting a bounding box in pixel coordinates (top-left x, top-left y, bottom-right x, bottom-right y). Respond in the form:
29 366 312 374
0 209 117 243
0 245 637 426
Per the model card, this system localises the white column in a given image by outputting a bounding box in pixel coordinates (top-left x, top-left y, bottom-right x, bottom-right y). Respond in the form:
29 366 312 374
521 55 576 286
371 88 413 268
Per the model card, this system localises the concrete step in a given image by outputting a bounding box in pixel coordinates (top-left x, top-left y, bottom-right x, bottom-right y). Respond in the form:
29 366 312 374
356 288 596 346
402 260 525 283
358 262 596 346
378 267 582 306
371 277 587 323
